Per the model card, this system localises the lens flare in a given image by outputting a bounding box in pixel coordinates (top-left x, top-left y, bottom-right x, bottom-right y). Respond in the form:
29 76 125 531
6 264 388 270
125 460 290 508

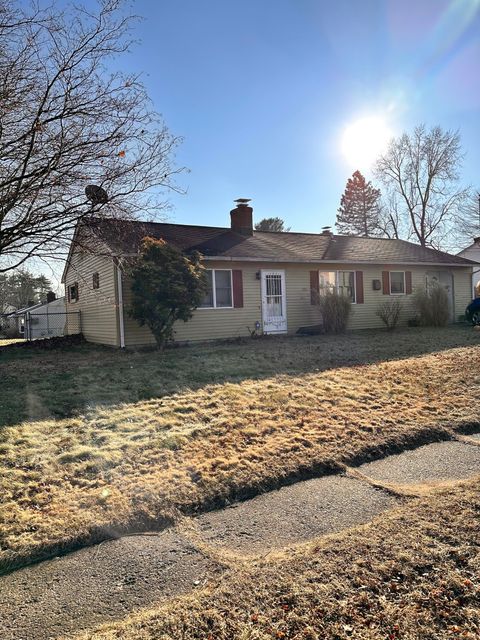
341 116 393 169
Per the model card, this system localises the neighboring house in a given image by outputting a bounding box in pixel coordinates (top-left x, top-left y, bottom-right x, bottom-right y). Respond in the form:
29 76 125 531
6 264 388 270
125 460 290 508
457 238 480 298
10 296 67 339
62 201 475 347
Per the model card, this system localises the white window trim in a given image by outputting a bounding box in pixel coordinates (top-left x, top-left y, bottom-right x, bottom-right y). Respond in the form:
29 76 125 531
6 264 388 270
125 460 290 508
319 270 356 304
389 271 406 296
198 269 234 309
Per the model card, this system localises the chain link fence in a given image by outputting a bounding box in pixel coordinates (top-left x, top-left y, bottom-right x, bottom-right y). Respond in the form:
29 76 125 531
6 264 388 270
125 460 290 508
21 311 81 340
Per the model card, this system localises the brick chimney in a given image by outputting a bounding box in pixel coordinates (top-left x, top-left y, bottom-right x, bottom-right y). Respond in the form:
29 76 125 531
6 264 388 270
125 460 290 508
230 198 253 236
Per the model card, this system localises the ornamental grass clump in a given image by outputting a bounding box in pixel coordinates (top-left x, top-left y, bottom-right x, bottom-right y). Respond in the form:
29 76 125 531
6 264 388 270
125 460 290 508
318 290 352 333
413 283 450 327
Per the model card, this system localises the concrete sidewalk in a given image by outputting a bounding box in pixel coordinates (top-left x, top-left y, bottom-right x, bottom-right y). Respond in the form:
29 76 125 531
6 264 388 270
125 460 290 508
0 438 479 640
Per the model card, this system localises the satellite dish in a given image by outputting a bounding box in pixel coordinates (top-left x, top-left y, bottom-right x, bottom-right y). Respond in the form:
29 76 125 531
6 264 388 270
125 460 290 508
85 184 108 205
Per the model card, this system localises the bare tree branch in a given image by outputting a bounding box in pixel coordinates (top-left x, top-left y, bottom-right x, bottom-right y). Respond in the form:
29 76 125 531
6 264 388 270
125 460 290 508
375 125 469 249
0 0 185 273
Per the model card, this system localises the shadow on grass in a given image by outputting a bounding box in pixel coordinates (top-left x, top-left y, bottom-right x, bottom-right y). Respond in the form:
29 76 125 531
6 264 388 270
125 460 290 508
0 325 477 428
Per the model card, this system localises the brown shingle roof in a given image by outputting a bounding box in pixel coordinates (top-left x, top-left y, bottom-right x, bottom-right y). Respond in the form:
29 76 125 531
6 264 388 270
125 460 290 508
85 218 475 266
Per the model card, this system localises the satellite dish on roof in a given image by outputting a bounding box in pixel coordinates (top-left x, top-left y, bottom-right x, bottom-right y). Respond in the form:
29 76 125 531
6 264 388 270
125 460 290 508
85 184 108 205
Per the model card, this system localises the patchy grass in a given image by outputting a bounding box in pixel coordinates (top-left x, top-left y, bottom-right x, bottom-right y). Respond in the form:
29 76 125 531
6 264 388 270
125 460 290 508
1 326 480 572
73 478 480 640
1 325 480 426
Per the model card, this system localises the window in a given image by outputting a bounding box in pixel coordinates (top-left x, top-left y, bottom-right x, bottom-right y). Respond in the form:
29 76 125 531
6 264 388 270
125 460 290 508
390 271 405 294
319 271 356 303
68 282 79 302
200 269 232 308
92 272 100 289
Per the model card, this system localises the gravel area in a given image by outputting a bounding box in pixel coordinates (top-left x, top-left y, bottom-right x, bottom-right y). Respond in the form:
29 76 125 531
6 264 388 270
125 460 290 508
196 475 397 555
359 441 480 485
0 530 220 640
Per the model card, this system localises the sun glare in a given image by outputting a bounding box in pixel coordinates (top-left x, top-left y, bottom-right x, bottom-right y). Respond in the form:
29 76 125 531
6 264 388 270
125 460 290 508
341 116 393 169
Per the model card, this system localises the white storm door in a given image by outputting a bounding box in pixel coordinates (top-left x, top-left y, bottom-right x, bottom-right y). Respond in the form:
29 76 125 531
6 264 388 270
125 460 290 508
261 270 287 334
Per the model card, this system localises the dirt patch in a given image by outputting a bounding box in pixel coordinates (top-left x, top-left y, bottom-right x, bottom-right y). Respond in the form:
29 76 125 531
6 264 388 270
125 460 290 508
0 333 84 351
0 530 221 640
359 441 480 485
195 475 397 555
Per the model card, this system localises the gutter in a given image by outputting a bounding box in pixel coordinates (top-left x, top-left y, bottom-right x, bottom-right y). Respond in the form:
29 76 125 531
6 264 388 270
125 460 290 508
116 265 125 349
199 256 475 267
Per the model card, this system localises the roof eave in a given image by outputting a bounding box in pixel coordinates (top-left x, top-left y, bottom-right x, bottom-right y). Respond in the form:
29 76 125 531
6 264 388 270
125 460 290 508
201 255 474 267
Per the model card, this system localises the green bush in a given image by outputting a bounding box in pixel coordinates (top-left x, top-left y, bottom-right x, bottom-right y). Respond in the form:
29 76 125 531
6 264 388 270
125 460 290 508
318 291 352 333
129 237 207 348
413 284 450 327
376 299 402 330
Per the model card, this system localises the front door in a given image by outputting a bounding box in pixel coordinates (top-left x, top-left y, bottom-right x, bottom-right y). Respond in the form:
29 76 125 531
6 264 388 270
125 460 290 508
261 270 287 334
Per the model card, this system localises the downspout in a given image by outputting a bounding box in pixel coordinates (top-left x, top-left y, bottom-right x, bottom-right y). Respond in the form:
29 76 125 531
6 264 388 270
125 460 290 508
116 264 125 348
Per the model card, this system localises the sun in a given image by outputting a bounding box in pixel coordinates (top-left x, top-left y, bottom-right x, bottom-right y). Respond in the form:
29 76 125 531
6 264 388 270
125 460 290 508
341 116 393 169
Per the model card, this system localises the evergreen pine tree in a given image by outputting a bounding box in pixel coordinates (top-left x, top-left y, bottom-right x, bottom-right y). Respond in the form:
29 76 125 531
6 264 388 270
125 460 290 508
336 171 381 236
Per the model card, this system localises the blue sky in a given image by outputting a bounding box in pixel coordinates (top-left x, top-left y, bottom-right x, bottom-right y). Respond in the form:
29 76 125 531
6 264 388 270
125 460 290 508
111 0 480 233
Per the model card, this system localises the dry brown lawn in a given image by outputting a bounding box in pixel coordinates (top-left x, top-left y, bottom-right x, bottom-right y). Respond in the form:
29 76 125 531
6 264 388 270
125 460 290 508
1 327 480 572
0 338 24 347
72 478 480 640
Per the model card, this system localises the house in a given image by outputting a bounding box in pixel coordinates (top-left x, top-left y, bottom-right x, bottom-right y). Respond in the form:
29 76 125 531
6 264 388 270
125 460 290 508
457 238 480 297
10 296 67 339
62 200 475 347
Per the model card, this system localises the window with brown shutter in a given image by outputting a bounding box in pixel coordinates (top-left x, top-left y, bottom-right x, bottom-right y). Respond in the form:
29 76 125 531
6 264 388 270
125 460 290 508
199 270 233 308
232 270 243 308
382 271 390 294
355 271 364 303
310 270 319 304
390 271 405 294
405 271 412 294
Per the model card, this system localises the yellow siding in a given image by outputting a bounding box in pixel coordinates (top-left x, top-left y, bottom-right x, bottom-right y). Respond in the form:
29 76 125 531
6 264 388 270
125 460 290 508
122 261 473 346
64 251 119 346
453 268 473 319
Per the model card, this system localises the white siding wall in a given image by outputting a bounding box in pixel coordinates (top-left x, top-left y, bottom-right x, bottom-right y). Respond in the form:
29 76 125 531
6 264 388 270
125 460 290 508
64 251 119 346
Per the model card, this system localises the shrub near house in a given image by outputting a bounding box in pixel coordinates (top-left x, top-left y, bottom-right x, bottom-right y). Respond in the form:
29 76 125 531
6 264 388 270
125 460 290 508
129 237 206 347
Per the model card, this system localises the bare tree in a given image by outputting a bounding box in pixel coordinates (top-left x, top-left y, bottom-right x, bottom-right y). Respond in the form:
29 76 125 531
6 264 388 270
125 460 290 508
0 0 183 273
375 192 403 240
375 125 469 248
453 191 480 249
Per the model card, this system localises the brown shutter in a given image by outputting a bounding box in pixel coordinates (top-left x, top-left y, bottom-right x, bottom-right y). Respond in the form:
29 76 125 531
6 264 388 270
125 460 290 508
382 271 390 295
355 271 364 304
310 270 319 304
405 271 412 294
67 285 71 303
232 270 243 308
74 282 79 301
